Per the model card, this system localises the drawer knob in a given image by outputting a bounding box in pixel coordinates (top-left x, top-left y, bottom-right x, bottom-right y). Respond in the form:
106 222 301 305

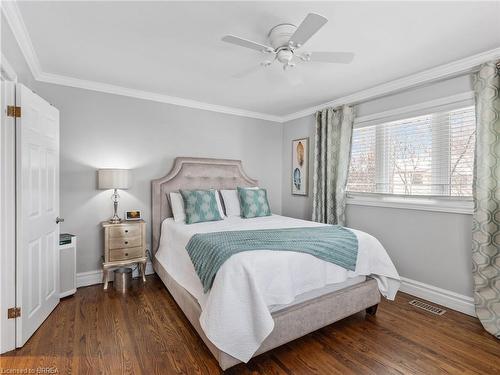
125 253 129 256
125 241 128 244
125 230 128 233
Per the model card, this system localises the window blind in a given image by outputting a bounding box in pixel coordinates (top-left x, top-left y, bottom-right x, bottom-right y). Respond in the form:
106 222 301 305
348 105 476 197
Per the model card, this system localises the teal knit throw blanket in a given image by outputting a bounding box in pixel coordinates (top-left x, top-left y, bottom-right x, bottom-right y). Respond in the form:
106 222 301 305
185 226 359 292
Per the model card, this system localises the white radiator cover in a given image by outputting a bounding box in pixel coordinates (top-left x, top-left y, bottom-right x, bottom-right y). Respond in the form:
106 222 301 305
59 237 77 298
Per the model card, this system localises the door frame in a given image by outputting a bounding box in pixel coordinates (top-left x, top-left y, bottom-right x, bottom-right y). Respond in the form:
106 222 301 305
0 54 18 354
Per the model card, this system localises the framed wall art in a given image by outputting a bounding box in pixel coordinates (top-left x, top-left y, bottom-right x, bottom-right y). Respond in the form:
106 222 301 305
291 137 309 196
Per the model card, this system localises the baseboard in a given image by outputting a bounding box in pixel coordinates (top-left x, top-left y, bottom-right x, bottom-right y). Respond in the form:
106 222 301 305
400 277 475 317
60 288 77 298
76 261 155 288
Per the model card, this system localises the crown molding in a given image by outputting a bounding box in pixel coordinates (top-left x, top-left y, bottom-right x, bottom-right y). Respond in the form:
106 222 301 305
281 46 500 123
37 71 283 122
0 54 17 81
1 0 42 78
3 0 500 124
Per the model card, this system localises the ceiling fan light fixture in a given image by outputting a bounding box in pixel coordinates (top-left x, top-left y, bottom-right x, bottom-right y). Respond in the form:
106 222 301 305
277 49 293 64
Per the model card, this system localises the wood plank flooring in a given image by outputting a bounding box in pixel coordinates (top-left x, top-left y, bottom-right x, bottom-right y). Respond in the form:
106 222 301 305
1 275 499 374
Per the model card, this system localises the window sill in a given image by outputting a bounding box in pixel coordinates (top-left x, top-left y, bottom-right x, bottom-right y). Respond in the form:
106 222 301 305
346 193 473 214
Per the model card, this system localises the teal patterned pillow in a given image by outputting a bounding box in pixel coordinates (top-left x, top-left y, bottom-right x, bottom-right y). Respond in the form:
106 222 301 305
180 189 223 224
237 187 271 218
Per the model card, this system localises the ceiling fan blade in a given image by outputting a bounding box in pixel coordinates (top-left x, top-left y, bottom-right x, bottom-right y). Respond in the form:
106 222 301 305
232 65 264 79
289 13 328 47
222 35 274 53
309 51 355 64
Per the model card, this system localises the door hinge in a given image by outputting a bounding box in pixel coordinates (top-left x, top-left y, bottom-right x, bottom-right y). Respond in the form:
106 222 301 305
7 105 21 118
7 307 21 319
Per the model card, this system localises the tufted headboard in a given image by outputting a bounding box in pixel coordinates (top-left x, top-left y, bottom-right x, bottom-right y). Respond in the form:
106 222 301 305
151 157 258 254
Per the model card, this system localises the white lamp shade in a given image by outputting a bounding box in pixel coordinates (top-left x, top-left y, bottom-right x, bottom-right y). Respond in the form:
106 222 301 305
97 169 131 190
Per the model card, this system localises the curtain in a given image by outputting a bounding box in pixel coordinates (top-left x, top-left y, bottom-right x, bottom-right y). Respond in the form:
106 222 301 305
472 60 500 339
312 105 354 225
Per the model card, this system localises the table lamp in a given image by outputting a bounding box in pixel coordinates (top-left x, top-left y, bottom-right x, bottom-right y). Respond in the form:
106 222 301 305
97 169 131 223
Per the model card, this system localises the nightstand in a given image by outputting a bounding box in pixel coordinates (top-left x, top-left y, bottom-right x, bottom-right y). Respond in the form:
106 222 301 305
102 220 147 290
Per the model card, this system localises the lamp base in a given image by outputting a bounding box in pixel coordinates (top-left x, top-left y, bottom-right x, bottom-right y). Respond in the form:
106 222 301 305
109 189 122 224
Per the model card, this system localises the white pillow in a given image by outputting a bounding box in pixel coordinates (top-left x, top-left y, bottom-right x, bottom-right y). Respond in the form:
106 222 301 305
215 192 225 219
169 192 186 222
169 191 225 222
220 190 240 217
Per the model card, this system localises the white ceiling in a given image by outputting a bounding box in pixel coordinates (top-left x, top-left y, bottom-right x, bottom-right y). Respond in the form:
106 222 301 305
13 1 500 117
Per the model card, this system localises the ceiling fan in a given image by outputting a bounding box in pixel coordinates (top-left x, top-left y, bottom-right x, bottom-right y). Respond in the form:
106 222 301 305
222 13 354 78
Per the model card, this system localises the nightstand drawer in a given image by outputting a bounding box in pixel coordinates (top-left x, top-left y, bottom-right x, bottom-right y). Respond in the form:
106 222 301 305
108 235 142 250
109 246 144 261
108 225 141 238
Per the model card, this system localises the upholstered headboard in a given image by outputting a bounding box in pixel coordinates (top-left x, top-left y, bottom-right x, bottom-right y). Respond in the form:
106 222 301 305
151 157 258 254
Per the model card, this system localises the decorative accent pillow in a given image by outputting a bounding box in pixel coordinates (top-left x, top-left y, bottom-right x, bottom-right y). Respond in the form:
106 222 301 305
237 187 271 218
221 188 259 217
180 189 223 224
170 191 225 223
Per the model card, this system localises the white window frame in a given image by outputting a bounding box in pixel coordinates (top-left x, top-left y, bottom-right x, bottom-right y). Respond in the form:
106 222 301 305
347 92 475 214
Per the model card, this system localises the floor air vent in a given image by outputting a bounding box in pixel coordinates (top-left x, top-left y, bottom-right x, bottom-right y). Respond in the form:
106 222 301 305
409 299 446 315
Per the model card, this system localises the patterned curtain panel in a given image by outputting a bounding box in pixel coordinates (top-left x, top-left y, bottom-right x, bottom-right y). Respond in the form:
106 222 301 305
312 105 354 225
472 60 500 339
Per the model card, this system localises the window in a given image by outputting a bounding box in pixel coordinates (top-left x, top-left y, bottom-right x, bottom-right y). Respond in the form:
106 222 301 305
348 104 476 198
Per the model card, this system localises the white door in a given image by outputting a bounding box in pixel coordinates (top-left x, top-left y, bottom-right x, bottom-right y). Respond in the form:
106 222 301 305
16 84 60 347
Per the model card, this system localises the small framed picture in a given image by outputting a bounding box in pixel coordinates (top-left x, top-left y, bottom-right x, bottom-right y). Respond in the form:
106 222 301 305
292 137 309 196
125 210 142 221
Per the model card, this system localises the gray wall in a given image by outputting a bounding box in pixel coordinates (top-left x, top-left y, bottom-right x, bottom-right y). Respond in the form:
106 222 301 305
282 76 474 297
2 21 283 274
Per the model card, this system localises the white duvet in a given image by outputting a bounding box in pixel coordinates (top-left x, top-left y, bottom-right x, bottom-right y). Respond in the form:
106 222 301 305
155 215 400 362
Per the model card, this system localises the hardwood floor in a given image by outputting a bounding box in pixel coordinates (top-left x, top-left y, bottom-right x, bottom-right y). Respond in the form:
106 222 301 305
1 275 499 374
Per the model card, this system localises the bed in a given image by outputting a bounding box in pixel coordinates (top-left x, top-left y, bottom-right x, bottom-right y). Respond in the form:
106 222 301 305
151 157 400 370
